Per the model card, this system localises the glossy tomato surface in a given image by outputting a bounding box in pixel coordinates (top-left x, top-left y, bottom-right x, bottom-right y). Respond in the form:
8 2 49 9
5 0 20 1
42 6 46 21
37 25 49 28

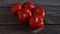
32 7 45 17
29 14 44 30
23 2 35 10
18 8 32 23
10 3 22 15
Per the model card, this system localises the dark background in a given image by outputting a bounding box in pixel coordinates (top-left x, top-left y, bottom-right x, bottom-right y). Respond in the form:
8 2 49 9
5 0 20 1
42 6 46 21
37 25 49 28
0 0 60 34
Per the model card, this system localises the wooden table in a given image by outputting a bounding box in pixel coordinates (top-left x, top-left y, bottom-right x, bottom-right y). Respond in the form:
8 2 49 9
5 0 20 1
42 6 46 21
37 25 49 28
0 0 60 34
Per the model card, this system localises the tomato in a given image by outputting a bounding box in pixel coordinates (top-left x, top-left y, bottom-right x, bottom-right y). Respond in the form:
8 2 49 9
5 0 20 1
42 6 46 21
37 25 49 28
32 7 45 18
18 8 32 23
29 14 44 30
23 2 35 10
10 3 22 15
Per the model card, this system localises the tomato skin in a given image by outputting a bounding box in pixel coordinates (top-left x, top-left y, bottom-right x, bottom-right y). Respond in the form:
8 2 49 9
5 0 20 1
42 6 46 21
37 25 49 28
18 8 32 23
29 14 44 30
23 2 35 10
10 3 22 15
32 7 45 18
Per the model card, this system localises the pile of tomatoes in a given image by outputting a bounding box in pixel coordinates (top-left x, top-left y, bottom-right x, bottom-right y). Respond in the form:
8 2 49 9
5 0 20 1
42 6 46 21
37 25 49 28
10 2 45 30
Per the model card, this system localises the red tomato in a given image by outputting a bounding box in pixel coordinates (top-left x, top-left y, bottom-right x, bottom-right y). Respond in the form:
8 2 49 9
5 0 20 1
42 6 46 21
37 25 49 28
32 7 45 18
18 8 32 23
29 14 44 30
23 2 35 10
10 3 22 15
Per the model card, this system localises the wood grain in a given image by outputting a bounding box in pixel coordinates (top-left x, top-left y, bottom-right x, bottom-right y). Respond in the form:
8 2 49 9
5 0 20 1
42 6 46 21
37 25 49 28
0 0 60 34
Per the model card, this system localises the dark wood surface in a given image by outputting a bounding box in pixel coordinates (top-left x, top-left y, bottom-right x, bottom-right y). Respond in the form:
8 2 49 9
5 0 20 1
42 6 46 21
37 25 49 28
0 0 60 34
0 25 60 34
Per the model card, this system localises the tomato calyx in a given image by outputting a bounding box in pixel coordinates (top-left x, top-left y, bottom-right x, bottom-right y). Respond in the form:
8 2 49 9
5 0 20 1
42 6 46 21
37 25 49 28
37 9 40 13
23 14 27 18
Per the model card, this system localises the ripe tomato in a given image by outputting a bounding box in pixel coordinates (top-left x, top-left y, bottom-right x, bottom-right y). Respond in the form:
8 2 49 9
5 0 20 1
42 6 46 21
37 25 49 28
18 8 32 23
32 7 45 18
23 2 35 10
10 3 22 15
29 14 44 30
